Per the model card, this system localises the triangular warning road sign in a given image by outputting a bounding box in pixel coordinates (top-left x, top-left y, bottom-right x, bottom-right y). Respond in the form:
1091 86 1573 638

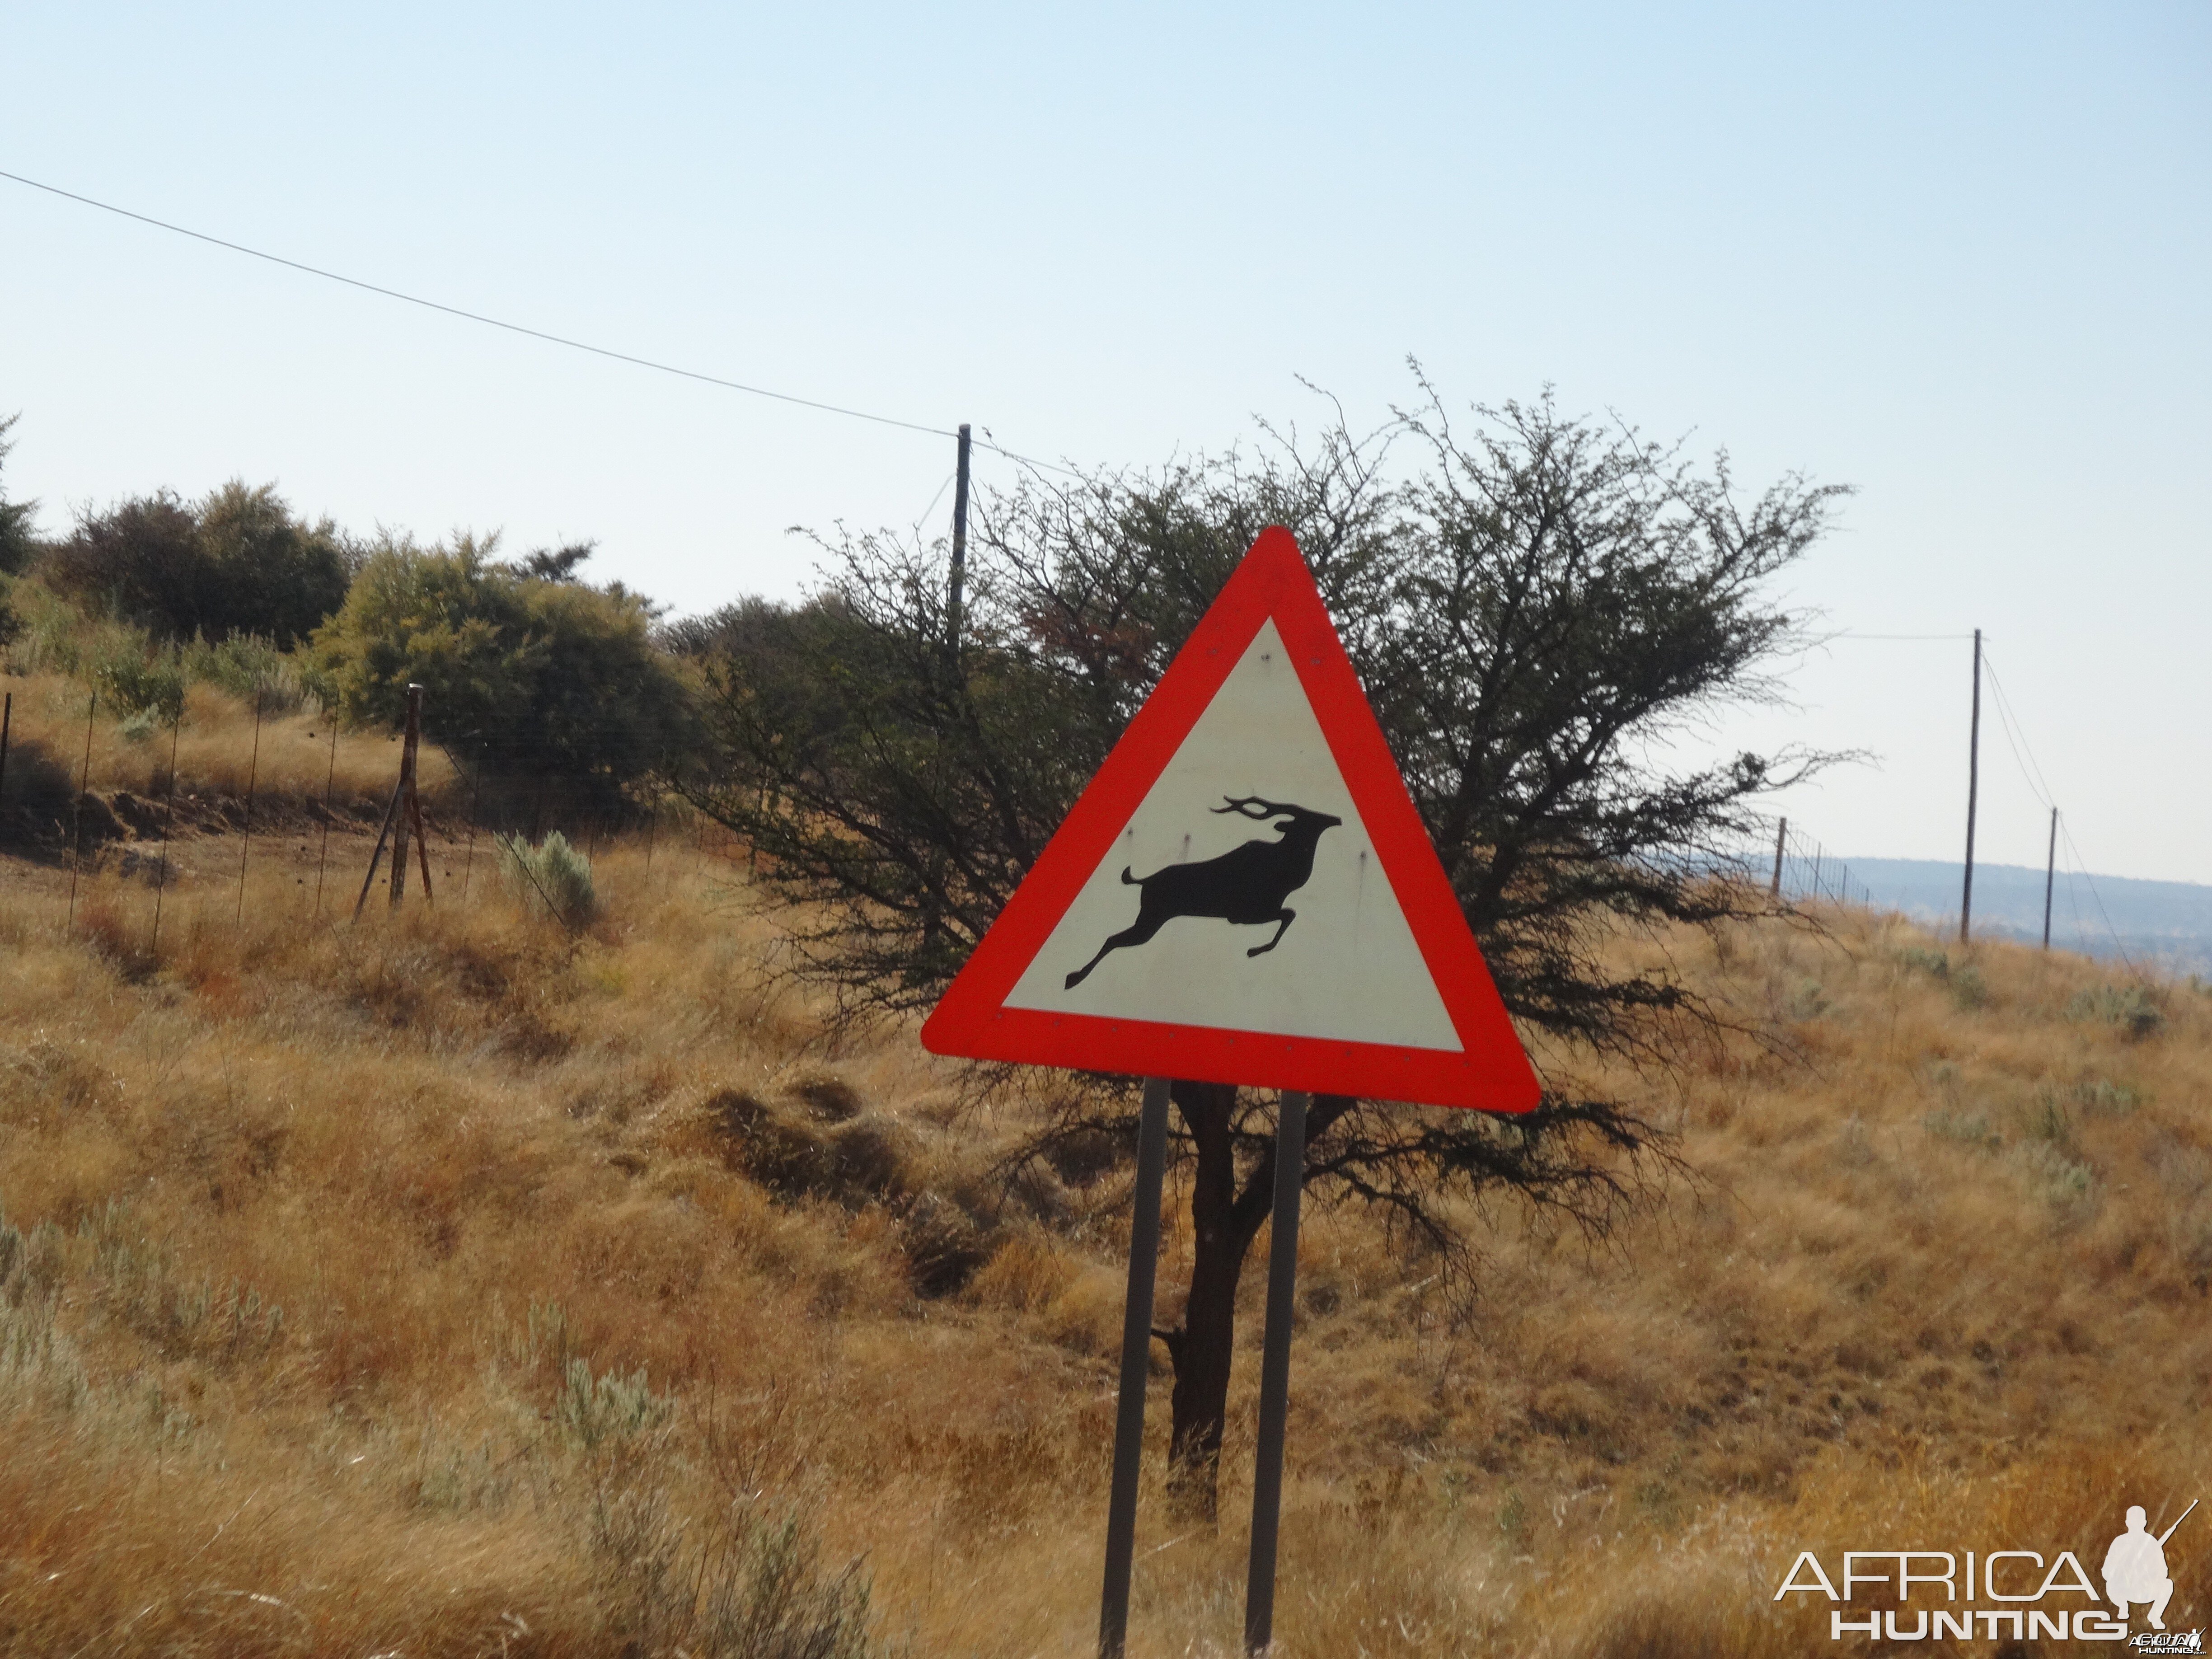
921 527 1539 1112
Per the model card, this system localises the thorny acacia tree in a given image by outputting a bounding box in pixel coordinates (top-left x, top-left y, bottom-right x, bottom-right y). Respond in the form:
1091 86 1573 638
680 382 1847 1516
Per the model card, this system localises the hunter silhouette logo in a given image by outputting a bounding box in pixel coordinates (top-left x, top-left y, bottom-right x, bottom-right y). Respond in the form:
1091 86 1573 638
1062 797 1342 989
2109 1499 2195 1636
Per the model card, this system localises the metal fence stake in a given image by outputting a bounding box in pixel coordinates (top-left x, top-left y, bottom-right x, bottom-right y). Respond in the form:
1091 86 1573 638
67 691 95 927
236 687 262 923
151 710 182 961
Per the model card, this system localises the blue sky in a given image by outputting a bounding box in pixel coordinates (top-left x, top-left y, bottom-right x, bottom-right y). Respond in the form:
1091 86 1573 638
2 3 2206 881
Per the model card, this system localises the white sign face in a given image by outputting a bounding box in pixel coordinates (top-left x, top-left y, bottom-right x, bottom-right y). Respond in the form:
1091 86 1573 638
1003 620 1462 1050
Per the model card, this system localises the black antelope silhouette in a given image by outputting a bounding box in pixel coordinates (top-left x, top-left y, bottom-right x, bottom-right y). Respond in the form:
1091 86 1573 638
1062 797 1343 989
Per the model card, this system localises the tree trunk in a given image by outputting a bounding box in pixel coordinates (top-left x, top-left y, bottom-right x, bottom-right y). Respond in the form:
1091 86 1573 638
1161 1079 1274 1520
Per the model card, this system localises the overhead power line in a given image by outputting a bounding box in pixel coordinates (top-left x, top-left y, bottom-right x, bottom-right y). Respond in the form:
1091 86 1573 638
1979 653 2059 810
0 166 1076 477
1832 632 1979 641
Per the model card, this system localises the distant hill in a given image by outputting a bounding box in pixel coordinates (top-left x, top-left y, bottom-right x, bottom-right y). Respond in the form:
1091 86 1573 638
1833 857 2212 976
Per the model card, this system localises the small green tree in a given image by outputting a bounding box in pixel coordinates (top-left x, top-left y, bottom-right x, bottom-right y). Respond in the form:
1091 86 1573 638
312 533 694 812
195 481 354 645
37 479 349 646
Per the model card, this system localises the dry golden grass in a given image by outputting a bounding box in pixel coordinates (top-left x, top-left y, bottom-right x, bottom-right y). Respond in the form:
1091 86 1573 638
2 809 2209 1654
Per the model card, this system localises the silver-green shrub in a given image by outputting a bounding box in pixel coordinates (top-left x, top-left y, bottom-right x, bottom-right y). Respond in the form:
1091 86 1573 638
498 831 598 928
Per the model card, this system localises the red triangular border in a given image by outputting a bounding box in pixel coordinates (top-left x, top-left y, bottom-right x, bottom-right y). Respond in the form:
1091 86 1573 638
919 527 1540 1112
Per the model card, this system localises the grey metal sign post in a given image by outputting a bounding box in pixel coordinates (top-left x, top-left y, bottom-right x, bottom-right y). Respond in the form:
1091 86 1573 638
1098 1076 1173 1659
1242 1089 1308 1655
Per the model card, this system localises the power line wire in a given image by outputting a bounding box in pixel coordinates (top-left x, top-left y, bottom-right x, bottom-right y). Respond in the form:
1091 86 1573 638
0 166 1080 478
1978 652 2057 811
911 470 957 539
1977 648 2136 968
2058 817 2137 973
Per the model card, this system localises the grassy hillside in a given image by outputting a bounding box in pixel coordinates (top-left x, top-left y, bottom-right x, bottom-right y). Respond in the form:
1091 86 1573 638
2 745 2209 1652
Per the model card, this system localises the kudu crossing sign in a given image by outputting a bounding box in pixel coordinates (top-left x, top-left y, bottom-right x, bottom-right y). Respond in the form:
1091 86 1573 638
921 525 1538 1110
923 529 1538 1658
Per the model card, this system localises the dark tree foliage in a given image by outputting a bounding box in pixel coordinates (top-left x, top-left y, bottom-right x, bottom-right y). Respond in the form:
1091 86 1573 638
681 422 1402 1005
516 541 598 582
682 385 1846 1515
38 480 351 646
1370 378 1843 1057
0 413 38 578
312 532 696 815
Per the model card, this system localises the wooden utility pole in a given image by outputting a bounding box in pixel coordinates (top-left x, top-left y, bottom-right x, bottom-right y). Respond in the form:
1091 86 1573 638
1770 816 1786 898
946 423 972 652
1960 627 1982 943
356 685 432 920
389 683 431 909
353 775 405 921
2042 806 2058 951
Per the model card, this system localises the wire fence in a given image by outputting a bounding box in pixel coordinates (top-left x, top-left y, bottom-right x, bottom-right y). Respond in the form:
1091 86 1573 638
2 676 2163 978
1762 821 1876 911
0 683 747 965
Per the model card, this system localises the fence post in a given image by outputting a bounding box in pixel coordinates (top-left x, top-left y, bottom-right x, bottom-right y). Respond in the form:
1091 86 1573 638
0 690 11 811
314 722 338 913
390 684 424 910
460 741 484 901
1770 817 1786 899
236 687 262 923
67 691 95 928
151 709 182 962
352 777 404 922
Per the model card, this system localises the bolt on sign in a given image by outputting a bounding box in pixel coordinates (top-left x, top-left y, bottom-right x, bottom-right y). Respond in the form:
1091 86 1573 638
922 527 1538 1656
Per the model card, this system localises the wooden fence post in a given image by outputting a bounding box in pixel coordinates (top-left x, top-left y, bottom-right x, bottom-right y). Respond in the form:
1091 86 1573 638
390 684 429 909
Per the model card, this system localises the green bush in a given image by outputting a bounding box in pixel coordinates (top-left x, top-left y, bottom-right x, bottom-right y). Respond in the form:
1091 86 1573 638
1898 947 1951 979
38 481 350 647
2066 1078 2145 1117
554 1355 670 1452
1 580 97 676
2067 984 2166 1041
117 708 166 744
498 830 598 928
1922 1106 2001 1151
178 630 317 716
89 643 186 722
1949 963 1989 1011
313 534 694 812
2012 1139 2096 1213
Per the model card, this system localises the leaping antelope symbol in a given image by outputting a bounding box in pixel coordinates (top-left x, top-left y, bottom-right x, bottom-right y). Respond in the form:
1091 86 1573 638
1063 796 1342 990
